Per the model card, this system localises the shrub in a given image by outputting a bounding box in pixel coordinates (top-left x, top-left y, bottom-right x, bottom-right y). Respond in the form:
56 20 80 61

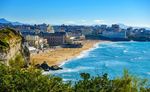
9 54 25 68
0 64 72 92
0 63 149 92
74 70 150 92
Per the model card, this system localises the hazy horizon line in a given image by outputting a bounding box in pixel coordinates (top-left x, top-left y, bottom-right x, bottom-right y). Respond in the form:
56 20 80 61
1 17 150 28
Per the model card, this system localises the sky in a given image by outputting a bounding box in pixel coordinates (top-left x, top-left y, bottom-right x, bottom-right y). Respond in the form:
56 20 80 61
0 0 150 27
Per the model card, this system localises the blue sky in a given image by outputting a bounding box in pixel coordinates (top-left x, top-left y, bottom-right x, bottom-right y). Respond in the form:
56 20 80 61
0 0 150 27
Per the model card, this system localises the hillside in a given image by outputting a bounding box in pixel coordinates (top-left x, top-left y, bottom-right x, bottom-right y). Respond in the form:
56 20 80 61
0 18 23 25
0 28 30 66
0 28 21 52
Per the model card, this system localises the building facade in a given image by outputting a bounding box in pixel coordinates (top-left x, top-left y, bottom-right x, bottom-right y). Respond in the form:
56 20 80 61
40 32 66 46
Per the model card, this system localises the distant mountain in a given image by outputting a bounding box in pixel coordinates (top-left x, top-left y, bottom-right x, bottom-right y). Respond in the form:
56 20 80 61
0 18 24 25
0 18 10 24
12 22 23 25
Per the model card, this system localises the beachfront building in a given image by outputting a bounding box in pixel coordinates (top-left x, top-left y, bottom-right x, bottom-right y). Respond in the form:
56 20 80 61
25 35 39 48
79 34 86 40
25 35 47 49
40 32 66 46
28 46 37 53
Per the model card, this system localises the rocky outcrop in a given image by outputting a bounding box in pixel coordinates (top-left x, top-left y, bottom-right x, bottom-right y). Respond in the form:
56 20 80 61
35 61 63 71
0 28 30 66
50 65 63 70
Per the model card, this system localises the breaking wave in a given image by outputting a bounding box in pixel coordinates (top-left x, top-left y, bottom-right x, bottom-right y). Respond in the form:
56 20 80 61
59 42 101 67
44 41 150 80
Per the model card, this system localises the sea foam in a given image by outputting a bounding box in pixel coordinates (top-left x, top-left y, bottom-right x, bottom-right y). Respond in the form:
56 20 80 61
43 66 94 75
44 42 150 80
59 42 101 67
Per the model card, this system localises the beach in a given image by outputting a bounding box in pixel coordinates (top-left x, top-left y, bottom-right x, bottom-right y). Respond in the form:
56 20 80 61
30 40 103 66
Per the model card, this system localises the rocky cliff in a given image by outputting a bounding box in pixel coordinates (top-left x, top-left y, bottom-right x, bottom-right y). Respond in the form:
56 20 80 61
0 28 30 66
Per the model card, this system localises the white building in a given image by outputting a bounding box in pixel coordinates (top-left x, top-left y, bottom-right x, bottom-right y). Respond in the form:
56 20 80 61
47 25 54 33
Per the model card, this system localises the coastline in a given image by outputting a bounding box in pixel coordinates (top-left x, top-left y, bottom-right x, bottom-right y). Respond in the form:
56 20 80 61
30 40 108 66
59 41 101 67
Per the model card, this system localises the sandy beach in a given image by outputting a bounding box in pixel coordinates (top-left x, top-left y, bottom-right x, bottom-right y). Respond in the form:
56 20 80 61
30 40 105 66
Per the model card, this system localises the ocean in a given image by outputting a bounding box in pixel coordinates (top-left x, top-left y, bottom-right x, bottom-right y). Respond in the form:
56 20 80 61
44 41 150 81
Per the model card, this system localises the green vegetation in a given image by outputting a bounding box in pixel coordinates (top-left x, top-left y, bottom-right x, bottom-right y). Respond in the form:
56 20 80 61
9 54 26 68
74 72 150 92
0 28 21 52
0 64 72 92
0 63 149 92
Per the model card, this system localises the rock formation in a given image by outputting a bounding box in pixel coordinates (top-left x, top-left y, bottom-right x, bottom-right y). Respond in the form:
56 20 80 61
0 28 30 66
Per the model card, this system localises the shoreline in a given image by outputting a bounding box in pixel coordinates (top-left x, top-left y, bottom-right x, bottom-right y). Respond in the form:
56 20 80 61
59 41 106 67
58 41 100 67
30 40 109 66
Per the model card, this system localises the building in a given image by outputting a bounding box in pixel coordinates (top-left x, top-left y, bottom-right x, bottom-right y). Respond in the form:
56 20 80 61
102 30 127 39
36 23 47 32
81 26 93 35
101 24 127 39
47 25 54 33
101 25 107 30
25 35 41 48
21 30 47 49
68 30 82 37
40 32 66 46
111 24 121 32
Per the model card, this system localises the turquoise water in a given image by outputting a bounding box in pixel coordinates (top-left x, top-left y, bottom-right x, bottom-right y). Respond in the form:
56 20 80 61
45 42 150 81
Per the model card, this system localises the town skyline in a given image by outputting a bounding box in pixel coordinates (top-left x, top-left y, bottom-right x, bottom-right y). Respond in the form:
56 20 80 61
0 0 150 27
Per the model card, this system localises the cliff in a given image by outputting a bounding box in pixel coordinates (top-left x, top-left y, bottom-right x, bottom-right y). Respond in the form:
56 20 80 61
0 28 30 66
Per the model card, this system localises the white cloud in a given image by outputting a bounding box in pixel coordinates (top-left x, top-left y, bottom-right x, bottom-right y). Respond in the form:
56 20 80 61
93 19 104 24
64 21 76 24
